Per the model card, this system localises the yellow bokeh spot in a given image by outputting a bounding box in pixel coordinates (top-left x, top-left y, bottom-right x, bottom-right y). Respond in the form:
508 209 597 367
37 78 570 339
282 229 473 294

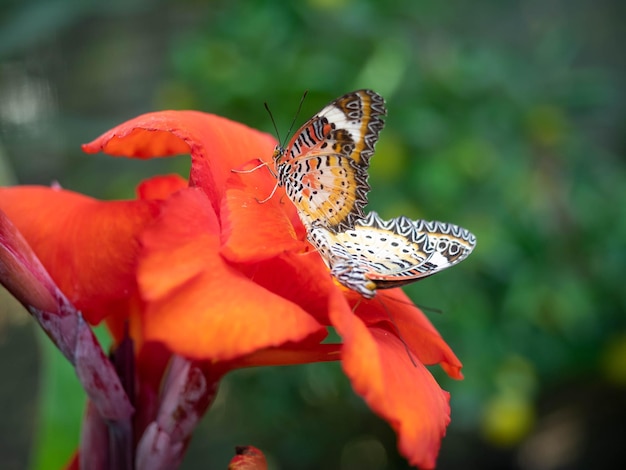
601 333 626 386
525 104 567 148
154 81 197 110
481 393 535 447
368 132 407 181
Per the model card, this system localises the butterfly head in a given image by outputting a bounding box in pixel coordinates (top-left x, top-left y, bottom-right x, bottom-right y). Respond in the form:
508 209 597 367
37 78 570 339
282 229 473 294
271 145 287 165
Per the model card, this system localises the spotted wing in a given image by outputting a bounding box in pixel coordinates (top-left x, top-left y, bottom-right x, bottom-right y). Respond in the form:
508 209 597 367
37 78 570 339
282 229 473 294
352 213 477 288
307 222 380 299
277 89 386 230
308 212 476 297
279 153 368 230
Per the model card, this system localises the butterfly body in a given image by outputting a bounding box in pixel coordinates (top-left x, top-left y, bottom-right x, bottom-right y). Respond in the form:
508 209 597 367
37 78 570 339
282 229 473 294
272 89 386 230
308 212 477 299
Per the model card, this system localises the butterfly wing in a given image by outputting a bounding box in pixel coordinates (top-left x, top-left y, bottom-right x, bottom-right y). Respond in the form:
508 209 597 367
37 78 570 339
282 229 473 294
279 153 368 230
409 219 477 272
356 214 477 288
276 90 386 230
309 212 476 297
313 89 387 167
307 222 379 299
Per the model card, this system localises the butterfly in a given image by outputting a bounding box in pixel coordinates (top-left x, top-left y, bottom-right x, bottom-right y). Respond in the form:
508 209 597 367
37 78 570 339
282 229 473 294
236 90 386 231
307 212 476 299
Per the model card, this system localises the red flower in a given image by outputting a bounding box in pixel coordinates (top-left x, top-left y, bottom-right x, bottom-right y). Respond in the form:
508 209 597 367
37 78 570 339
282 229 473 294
0 110 462 469
228 446 268 470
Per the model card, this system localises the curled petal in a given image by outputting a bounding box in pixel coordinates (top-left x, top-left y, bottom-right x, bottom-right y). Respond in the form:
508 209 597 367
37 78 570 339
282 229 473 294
331 299 451 469
138 188 325 360
137 174 188 200
351 289 463 379
82 111 277 209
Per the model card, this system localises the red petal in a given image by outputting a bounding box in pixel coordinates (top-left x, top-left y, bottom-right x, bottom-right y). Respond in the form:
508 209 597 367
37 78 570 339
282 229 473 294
242 250 342 326
0 207 63 314
220 176 305 263
0 186 160 324
228 446 268 470
136 174 188 200
331 299 451 469
82 111 277 209
138 188 325 360
350 289 463 379
234 341 340 368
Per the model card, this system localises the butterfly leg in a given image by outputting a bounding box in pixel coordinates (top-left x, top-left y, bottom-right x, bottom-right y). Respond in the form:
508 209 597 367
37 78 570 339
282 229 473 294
231 159 280 203
231 159 275 175
255 182 279 204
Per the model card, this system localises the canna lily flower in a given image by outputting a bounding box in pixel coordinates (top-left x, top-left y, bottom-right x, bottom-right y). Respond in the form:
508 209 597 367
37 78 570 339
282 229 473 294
0 109 463 469
228 445 268 470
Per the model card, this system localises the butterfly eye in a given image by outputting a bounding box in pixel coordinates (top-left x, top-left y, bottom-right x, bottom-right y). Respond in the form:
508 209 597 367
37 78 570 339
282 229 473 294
272 146 284 163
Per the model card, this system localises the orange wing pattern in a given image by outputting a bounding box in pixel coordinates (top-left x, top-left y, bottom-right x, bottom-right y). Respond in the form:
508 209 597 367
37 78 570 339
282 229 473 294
273 89 386 230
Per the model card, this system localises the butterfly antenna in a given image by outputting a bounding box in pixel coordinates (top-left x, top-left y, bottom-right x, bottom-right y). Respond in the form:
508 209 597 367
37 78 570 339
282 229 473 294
416 303 444 315
282 90 309 147
264 102 281 144
379 292 444 315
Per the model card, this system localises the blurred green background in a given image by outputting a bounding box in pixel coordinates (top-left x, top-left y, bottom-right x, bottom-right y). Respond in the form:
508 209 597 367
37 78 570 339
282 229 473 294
1 0 625 469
